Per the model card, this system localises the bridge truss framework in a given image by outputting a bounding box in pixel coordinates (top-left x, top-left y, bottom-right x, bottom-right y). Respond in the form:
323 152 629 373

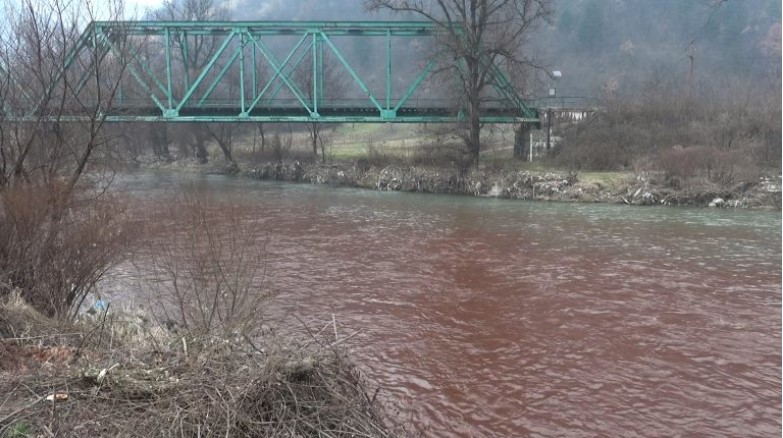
1 21 539 124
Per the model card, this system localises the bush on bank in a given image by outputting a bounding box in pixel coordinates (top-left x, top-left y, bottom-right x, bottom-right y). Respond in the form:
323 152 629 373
0 182 134 320
552 80 781 184
0 294 399 437
0 187 400 437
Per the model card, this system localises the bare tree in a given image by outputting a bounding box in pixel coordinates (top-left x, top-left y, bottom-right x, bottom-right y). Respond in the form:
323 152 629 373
150 0 233 163
0 0 131 190
366 0 552 168
155 0 231 81
292 49 347 163
206 123 238 168
0 0 135 318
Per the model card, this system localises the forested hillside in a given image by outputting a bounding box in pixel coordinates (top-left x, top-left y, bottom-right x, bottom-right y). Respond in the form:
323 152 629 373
222 0 780 96
541 0 780 96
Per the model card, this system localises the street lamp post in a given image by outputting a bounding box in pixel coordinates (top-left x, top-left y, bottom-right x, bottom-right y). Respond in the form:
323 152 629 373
546 70 562 152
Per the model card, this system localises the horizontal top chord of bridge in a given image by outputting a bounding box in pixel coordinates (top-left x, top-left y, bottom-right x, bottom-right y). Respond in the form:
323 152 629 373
1 20 540 124
91 20 442 36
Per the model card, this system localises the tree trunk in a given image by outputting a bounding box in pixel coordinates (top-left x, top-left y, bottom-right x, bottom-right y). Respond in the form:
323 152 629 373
311 123 319 156
467 61 481 168
469 104 481 167
150 125 171 159
194 137 208 164
513 123 531 160
217 140 233 164
257 123 265 154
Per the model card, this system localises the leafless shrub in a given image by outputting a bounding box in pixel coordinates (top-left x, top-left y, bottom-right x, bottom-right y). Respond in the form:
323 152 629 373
143 191 269 336
362 137 403 169
407 125 465 167
658 145 762 188
269 129 293 162
0 182 133 319
657 145 712 187
554 77 780 180
409 142 463 167
0 302 400 437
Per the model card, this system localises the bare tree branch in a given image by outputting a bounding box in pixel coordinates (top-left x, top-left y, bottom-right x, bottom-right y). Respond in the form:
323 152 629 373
366 0 552 168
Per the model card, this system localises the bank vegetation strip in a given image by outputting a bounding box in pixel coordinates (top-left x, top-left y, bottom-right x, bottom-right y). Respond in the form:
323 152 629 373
0 193 402 437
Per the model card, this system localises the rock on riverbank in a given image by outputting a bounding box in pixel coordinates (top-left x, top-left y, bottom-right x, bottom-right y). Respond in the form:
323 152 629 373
242 160 781 209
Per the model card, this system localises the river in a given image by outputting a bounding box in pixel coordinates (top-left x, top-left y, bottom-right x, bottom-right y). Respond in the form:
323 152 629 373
110 172 781 437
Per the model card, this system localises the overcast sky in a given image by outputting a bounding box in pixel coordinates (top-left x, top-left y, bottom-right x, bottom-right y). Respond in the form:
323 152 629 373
123 0 164 18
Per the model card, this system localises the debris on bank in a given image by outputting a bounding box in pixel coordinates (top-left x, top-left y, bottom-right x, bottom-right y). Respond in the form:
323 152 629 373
130 155 780 209
0 295 397 437
242 160 781 209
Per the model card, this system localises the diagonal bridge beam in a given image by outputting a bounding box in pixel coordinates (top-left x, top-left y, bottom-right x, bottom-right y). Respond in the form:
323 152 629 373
1 21 539 125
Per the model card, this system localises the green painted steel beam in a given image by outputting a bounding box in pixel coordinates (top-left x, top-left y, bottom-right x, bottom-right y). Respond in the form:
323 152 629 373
23 114 537 124
247 33 313 114
246 33 310 113
197 48 240 107
3 20 540 126
91 21 440 37
239 32 247 115
165 27 173 109
394 58 436 112
320 32 383 112
96 31 168 112
174 31 235 114
265 43 311 103
386 29 392 111
312 32 319 117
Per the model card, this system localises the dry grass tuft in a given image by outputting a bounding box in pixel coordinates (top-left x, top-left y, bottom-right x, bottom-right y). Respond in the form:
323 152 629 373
0 299 399 438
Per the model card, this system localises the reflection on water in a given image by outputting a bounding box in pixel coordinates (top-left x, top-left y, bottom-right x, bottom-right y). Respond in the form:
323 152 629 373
108 172 782 437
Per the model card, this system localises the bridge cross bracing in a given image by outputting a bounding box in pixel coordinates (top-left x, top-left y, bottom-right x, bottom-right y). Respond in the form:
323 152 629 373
0 21 539 124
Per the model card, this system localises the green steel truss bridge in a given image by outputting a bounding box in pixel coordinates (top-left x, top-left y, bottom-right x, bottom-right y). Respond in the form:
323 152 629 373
0 21 539 124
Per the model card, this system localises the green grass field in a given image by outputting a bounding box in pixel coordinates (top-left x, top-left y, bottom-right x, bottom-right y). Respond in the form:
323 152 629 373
225 122 633 183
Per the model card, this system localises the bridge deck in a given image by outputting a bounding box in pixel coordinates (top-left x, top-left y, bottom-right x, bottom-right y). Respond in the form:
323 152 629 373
7 100 537 123
102 104 531 123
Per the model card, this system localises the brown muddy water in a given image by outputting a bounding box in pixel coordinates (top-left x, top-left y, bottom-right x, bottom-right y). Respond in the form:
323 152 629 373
109 172 781 437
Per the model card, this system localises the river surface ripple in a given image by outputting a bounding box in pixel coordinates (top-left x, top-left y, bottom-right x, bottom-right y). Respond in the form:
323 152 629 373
111 173 781 437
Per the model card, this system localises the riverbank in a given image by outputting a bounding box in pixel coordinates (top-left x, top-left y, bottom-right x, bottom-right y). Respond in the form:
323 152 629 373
0 293 397 437
140 156 781 209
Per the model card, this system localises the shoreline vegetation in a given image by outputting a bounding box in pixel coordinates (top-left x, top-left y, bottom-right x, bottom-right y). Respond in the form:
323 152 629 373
0 293 398 437
125 71 781 212
138 156 782 210
0 192 402 437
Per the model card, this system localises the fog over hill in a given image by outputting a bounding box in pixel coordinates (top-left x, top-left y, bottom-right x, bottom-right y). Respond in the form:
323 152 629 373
216 0 780 96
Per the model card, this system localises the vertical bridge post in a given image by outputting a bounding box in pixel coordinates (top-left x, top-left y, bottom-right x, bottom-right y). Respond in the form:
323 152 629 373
2 21 539 126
